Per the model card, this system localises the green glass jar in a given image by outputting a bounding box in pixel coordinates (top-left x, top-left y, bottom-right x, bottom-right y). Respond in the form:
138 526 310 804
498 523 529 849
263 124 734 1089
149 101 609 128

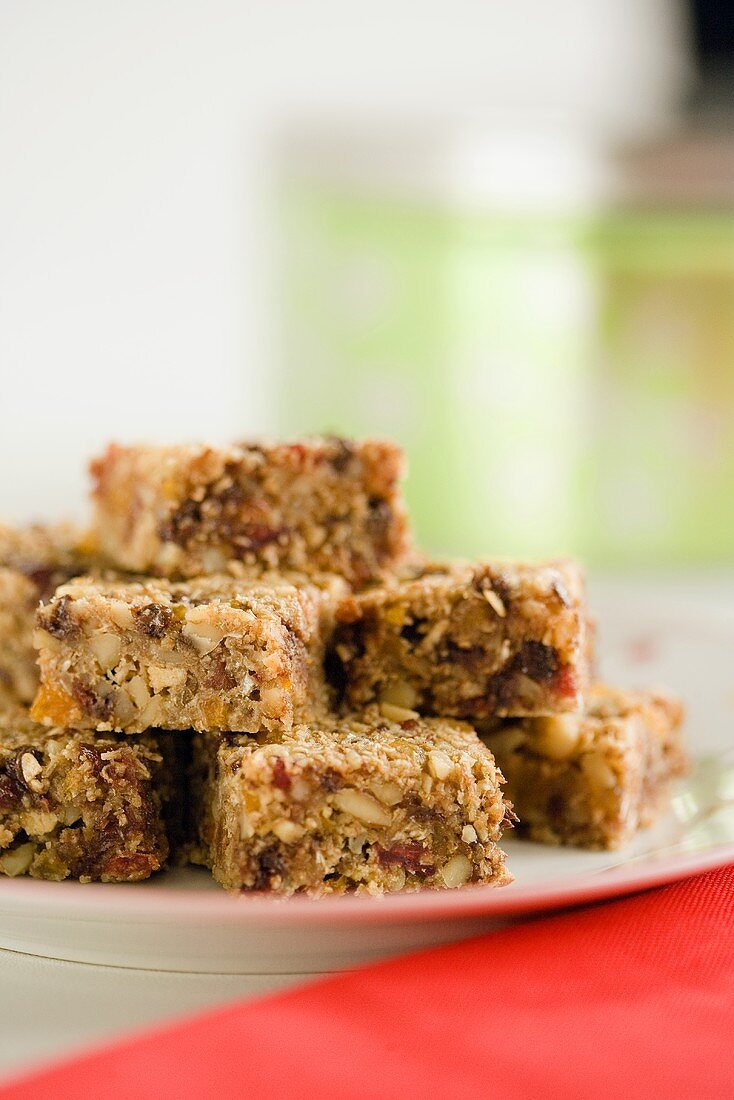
279 182 734 565
581 215 734 565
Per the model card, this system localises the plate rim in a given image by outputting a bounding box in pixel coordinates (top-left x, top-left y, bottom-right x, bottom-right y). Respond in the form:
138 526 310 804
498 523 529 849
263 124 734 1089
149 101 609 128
1 841 732 928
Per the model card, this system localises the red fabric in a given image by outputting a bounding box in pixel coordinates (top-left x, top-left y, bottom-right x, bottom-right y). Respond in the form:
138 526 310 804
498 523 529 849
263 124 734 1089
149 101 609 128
3 866 733 1099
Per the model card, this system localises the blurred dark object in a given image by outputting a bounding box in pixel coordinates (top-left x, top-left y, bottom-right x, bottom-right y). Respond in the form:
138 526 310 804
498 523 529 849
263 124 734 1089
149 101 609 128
688 0 734 121
615 1 734 208
690 0 734 64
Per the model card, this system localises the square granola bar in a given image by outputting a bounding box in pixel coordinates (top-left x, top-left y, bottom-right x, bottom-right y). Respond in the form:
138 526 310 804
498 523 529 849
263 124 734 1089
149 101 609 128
189 708 514 894
480 684 687 849
330 559 590 720
90 438 411 587
0 696 174 882
31 573 345 734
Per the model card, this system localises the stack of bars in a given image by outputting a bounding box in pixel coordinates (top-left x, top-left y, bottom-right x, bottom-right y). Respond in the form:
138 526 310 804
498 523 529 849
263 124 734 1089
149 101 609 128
0 438 687 894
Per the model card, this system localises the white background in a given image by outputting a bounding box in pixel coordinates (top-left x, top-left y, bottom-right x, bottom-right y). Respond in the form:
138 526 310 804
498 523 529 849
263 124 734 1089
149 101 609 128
0 0 687 520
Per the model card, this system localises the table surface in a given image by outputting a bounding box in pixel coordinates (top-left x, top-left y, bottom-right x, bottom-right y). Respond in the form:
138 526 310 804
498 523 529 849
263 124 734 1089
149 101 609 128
1 572 731 1082
0 950 302 1080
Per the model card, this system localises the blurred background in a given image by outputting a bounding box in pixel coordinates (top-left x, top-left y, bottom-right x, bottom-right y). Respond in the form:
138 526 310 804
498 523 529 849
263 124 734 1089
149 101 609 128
1 0 732 567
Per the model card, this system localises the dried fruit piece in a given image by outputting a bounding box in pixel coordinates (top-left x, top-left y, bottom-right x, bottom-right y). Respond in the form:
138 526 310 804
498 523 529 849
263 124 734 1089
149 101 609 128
375 841 435 877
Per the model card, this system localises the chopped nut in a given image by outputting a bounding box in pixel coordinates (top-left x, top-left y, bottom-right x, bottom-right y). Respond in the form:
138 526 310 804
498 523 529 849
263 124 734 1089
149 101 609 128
580 752 617 790
272 819 305 843
126 675 150 710
484 726 527 756
261 649 287 677
290 777 312 802
531 715 581 761
238 811 254 839
332 788 392 826
113 689 136 725
0 842 35 877
22 810 57 835
106 600 134 630
90 633 122 671
482 589 506 617
380 701 420 723
419 620 448 650
150 644 188 666
33 629 59 651
60 805 83 826
20 752 43 791
391 866 407 890
368 779 403 806
441 853 473 888
260 685 288 717
147 665 187 693
199 547 228 572
139 696 164 727
110 657 135 685
427 750 453 781
461 824 478 844
182 622 226 655
379 681 418 710
343 747 363 769
512 673 545 709
305 524 328 550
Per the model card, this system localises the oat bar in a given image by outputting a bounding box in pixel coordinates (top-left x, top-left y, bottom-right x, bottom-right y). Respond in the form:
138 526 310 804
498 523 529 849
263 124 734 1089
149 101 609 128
0 697 174 882
480 685 687 849
31 573 345 734
90 438 411 587
330 559 589 720
0 523 90 703
188 708 514 895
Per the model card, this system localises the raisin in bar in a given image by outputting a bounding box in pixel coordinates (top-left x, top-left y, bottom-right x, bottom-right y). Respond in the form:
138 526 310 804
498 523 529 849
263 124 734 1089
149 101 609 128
480 685 687 850
330 559 590 720
0 523 92 703
31 573 345 734
90 438 411 587
0 696 174 882
188 708 514 895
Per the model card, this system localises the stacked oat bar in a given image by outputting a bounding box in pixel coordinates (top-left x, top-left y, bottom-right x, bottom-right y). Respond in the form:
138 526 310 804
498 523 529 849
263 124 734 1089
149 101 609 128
0 437 686 893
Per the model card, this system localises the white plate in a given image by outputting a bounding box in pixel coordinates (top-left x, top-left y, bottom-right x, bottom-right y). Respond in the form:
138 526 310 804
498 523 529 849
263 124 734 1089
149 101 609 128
1 584 733 974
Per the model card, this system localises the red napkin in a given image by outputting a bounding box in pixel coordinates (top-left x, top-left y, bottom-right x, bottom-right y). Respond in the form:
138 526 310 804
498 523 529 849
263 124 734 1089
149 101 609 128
3 865 733 1099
